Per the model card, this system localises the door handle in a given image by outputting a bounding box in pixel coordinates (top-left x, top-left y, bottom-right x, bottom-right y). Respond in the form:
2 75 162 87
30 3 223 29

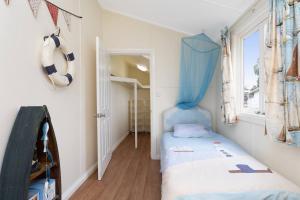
94 113 106 118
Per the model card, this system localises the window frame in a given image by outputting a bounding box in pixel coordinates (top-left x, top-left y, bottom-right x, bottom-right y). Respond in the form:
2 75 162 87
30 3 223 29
231 5 268 125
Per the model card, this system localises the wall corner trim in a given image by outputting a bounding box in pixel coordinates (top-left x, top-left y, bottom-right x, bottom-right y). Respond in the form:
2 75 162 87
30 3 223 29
62 163 98 200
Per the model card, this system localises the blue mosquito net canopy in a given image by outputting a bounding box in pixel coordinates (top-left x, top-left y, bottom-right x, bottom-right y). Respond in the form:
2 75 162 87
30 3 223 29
177 33 220 110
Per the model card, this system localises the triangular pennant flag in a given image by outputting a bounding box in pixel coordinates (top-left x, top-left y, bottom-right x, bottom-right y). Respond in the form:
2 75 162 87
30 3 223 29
28 0 42 18
62 11 71 31
46 1 59 26
4 0 9 5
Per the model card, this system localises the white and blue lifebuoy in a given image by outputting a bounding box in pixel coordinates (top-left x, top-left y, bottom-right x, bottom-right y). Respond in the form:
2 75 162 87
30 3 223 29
41 34 75 87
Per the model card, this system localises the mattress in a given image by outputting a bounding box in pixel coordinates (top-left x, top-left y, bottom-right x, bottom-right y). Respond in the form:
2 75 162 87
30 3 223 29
161 132 300 200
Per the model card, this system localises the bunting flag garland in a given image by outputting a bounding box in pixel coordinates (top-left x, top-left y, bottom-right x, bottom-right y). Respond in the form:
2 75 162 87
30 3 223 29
26 0 82 30
46 1 59 26
28 0 42 18
62 11 71 31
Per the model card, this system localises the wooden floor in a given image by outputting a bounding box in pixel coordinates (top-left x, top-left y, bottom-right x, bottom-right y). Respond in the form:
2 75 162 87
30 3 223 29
70 133 161 200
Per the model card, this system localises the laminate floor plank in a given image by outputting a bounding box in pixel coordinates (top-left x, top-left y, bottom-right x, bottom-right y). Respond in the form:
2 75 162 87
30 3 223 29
70 133 161 200
143 160 162 200
128 136 151 200
113 134 147 200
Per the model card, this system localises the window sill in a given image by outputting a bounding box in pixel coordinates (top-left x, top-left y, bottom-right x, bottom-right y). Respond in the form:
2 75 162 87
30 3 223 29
238 113 265 126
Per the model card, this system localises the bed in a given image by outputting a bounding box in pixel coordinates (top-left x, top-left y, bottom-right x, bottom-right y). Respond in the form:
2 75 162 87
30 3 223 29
161 107 300 200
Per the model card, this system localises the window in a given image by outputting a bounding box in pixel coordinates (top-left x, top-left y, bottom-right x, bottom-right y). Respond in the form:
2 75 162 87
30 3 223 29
243 31 261 114
235 21 266 116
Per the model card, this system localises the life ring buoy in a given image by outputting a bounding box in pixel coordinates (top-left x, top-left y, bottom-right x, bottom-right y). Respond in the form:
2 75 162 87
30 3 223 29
41 34 75 86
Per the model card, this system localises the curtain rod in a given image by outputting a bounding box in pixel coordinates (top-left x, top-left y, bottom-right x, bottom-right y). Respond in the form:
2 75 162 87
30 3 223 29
44 0 83 19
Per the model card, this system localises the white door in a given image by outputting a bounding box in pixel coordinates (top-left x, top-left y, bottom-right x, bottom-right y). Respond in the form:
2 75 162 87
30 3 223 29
96 37 112 180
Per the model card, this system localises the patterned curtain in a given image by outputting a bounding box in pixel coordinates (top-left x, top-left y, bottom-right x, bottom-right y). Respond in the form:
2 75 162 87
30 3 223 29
265 0 300 146
220 27 238 124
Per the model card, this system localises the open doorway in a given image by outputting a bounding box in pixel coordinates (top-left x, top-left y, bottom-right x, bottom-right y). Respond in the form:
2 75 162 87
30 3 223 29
108 50 155 158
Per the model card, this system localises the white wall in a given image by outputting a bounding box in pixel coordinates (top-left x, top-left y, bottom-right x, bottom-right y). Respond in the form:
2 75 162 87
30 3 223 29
0 0 103 198
110 55 129 77
216 0 300 187
110 83 132 150
102 10 219 158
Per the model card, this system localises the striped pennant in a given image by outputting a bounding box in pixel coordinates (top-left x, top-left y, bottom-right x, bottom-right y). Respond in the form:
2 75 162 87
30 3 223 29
62 11 71 31
28 0 42 18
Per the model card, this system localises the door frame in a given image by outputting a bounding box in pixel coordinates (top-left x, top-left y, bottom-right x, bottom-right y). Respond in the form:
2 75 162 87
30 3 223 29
107 49 157 160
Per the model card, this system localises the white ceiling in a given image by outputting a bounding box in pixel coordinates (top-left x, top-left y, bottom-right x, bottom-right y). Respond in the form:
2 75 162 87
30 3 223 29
98 0 257 37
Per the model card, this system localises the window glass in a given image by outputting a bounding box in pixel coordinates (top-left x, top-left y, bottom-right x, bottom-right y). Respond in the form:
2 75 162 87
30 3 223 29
243 31 260 114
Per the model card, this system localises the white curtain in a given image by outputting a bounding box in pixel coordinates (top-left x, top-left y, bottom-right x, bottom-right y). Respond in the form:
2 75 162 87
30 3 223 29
220 27 237 124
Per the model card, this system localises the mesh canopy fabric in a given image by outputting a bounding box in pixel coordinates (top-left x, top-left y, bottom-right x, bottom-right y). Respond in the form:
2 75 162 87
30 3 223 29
177 33 220 109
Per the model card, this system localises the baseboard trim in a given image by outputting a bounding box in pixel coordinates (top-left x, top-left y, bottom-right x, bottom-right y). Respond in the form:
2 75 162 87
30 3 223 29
111 133 129 151
62 163 98 200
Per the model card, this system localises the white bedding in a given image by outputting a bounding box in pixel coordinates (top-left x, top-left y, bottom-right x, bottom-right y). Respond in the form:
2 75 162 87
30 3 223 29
161 132 300 200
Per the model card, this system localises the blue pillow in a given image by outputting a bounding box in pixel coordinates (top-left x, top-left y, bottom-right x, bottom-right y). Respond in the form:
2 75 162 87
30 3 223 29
173 124 209 138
